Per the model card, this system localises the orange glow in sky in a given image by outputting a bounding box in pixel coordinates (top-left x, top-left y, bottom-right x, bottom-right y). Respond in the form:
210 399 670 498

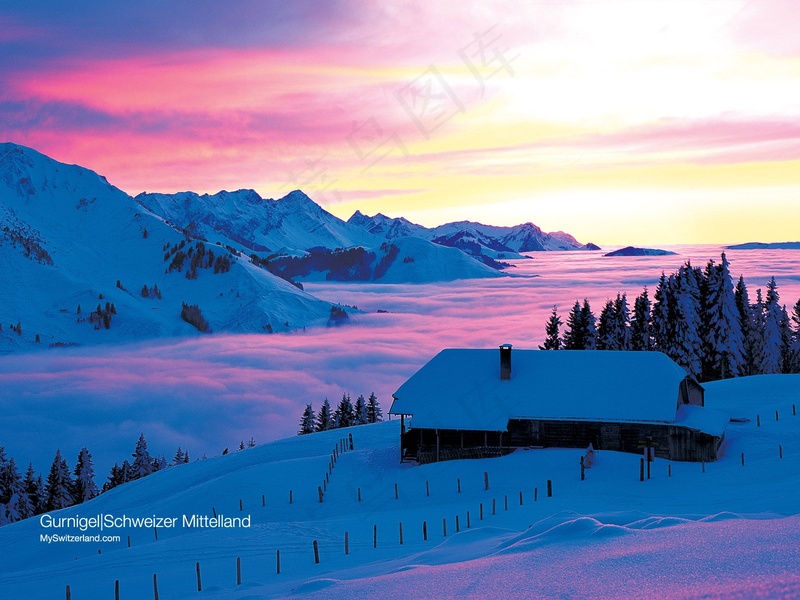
2 1 799 245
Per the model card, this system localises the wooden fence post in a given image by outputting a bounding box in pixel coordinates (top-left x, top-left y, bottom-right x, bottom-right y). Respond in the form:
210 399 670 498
702 461 706 473
640 458 644 482
212 507 217 518
456 515 460 532
399 522 404 545
196 562 202 591
443 518 447 537
313 540 320 564
319 486 324 503
394 483 399 500
262 494 266 507
492 498 496 515
236 556 241 585
668 464 672 477
467 511 471 528
153 573 159 600
349 433 354 450
426 480 430 497
65 585 71 600
114 579 120 600
780 445 783 459
127 535 131 548
423 521 428 541
480 503 484 520
276 550 281 574
239 498 243 511
484 472 489 491
741 452 745 466
534 487 538 502
154 526 158 541
373 524 377 549
581 456 585 481
776 410 779 421
519 491 524 506
757 414 761 427
358 487 362 502
793 404 796 416
345 531 349 555
547 480 553 497
289 490 293 504
457 478 461 494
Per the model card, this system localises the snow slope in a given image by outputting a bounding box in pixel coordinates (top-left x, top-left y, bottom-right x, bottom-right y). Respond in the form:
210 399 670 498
1 374 798 598
0 143 337 350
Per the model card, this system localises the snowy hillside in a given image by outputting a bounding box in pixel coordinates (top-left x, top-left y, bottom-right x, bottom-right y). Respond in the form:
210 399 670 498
0 143 338 350
1 374 798 598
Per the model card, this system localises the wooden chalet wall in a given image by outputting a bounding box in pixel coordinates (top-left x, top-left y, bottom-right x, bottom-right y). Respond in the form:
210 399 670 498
401 419 721 464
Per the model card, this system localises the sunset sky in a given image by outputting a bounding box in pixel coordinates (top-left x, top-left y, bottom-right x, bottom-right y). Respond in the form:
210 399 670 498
2 1 799 245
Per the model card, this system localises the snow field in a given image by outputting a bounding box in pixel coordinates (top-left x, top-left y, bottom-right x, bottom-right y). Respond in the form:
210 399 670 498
1 374 799 598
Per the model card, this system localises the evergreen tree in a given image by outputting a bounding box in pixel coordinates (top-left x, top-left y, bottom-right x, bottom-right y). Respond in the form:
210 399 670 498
367 392 383 423
562 301 584 350
45 450 74 512
734 276 756 375
703 253 745 380
651 273 673 354
173 447 186 465
0 456 27 522
580 299 597 350
354 394 369 425
630 288 653 351
72 448 98 504
316 398 334 431
613 293 632 350
779 305 793 373
131 434 154 480
539 306 562 350
23 463 43 516
761 278 783 374
299 404 316 435
596 300 616 350
749 289 767 374
671 264 703 378
246 437 256 448
335 393 355 428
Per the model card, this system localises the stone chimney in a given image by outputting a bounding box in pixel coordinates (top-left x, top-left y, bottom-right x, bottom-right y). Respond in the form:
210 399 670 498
499 344 512 380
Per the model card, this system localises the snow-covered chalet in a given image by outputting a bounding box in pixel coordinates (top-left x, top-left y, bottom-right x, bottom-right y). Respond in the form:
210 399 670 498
389 345 727 464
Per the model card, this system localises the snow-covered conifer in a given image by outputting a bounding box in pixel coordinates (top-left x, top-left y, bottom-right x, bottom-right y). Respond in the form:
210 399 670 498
131 434 154 480
613 293 632 350
652 273 672 354
631 288 653 351
72 448 98 504
367 392 382 423
539 306 562 350
562 301 584 350
45 450 74 512
580 299 597 350
597 300 616 350
760 278 783 374
316 399 334 431
335 394 355 428
703 254 745 379
355 395 369 425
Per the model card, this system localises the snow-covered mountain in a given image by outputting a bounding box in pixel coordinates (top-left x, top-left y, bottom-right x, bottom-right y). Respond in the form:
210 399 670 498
137 189 379 255
0 143 338 350
347 212 600 257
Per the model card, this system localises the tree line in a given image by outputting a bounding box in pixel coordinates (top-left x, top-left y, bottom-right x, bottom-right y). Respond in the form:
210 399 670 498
298 392 383 435
539 253 800 381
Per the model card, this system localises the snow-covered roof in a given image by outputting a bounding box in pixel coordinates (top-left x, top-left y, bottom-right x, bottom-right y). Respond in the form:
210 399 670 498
391 349 720 436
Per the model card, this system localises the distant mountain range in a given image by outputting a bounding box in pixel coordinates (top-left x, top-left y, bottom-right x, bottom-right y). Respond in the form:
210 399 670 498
0 142 598 349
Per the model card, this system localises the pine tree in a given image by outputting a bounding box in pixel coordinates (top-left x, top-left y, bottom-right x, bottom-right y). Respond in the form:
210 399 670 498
580 299 597 350
539 306 562 350
749 288 767 374
652 273 672 354
761 278 783 374
562 301 584 350
597 300 616 350
779 305 793 373
367 392 382 423
45 450 74 512
354 395 369 425
335 393 355 428
299 404 316 435
613 293 632 350
23 463 43 516
316 398 334 431
173 447 186 465
0 455 28 522
703 253 746 380
131 434 154 480
246 437 256 448
72 448 98 504
631 288 653 351
734 276 756 375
